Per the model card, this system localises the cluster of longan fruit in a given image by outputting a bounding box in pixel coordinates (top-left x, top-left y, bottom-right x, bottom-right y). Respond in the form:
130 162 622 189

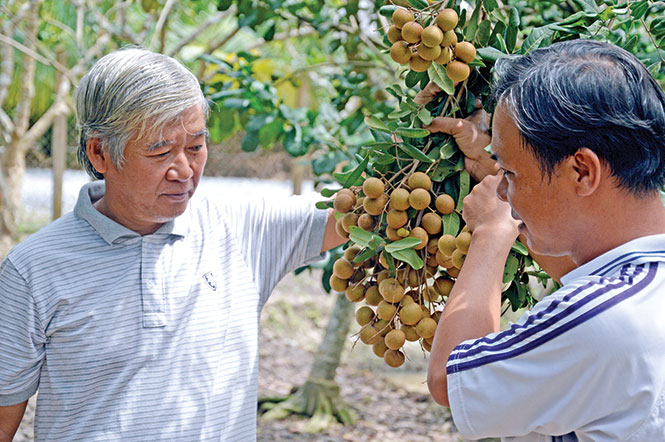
388 6 476 82
331 172 473 367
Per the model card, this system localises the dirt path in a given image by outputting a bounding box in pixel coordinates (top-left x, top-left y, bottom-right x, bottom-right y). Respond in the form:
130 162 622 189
15 270 466 442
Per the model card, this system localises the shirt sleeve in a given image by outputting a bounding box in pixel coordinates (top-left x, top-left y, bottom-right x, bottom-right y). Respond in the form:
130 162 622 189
219 195 327 303
445 267 658 439
0 257 46 406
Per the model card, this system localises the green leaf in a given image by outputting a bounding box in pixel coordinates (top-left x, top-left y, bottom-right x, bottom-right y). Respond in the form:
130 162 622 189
320 188 337 198
333 155 369 187
348 226 384 249
397 143 434 162
364 141 395 150
427 64 455 95
354 247 378 263
521 26 554 54
395 128 430 138
630 1 649 20
390 248 424 270
477 46 510 62
495 34 508 54
408 0 428 8
571 0 599 13
364 115 390 132
442 212 461 236
418 108 433 126
431 155 464 181
511 240 529 256
456 170 471 210
379 5 398 17
241 131 259 152
484 0 498 12
465 0 482 41
217 0 233 11
476 20 492 46
315 200 332 210
405 70 423 88
502 254 520 284
439 140 458 160
505 7 520 53
385 237 423 253
389 109 412 119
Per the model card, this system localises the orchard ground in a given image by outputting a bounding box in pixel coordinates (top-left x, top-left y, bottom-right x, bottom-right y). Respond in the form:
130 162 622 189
14 168 496 442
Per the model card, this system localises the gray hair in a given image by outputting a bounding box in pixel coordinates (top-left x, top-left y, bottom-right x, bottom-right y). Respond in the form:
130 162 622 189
74 47 209 180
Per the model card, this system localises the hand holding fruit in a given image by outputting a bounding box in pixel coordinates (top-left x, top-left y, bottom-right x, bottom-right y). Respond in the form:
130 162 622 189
426 111 499 181
461 174 519 240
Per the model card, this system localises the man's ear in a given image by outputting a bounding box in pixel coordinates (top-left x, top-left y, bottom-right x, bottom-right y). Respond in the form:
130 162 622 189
86 138 108 175
568 147 602 197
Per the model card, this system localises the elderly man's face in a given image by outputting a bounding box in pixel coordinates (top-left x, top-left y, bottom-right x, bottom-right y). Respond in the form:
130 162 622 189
98 105 207 235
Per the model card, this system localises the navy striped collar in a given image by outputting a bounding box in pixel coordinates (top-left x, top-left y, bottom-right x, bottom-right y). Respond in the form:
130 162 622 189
560 233 665 284
74 181 190 244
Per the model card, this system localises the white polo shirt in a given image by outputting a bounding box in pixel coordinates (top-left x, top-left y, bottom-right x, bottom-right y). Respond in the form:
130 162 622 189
446 234 665 441
0 181 327 441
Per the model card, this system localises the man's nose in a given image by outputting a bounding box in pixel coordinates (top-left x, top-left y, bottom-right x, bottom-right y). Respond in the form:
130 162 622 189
166 151 193 182
496 173 508 202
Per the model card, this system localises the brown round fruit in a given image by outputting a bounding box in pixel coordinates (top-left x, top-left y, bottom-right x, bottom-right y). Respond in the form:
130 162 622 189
344 244 362 262
401 21 423 44
333 258 354 280
384 349 405 367
434 277 454 297
386 226 401 241
363 177 385 199
447 266 460 278
377 300 398 321
335 217 349 239
402 324 420 341
363 193 388 216
440 29 458 47
416 317 437 339
421 212 442 235
379 278 405 303
385 329 406 350
409 188 431 211
446 60 470 82
456 231 472 254
365 285 382 306
451 249 466 269
435 194 455 214
374 318 392 336
345 284 365 302
390 188 411 211
387 24 403 43
390 41 412 65
408 226 428 250
454 41 477 63
408 171 432 190
437 234 457 256
435 46 452 65
329 274 348 292
417 43 441 62
356 306 375 326
392 8 414 29
436 8 458 31
359 325 381 345
435 250 452 267
399 302 422 325
372 338 389 357
421 25 444 47
333 192 354 213
409 54 432 73
387 209 408 229
423 286 441 303
357 213 375 231
341 213 358 233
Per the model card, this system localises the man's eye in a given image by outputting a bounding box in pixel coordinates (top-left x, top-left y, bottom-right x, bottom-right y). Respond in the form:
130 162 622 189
189 145 203 152
151 151 170 158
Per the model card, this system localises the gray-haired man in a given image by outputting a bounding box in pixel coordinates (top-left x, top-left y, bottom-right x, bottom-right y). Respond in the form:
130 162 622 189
0 48 344 441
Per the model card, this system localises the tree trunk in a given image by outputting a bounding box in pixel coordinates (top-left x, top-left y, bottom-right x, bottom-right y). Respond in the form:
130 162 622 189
259 291 357 431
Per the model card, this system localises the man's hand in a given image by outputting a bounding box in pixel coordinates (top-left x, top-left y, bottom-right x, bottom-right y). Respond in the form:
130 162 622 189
426 113 498 182
462 173 520 240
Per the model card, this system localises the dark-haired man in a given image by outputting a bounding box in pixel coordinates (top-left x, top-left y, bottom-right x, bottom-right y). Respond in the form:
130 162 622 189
427 39 665 440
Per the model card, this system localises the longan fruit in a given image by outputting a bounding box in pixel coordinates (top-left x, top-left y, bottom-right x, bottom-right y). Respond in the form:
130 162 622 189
387 209 408 229
377 300 398 321
441 30 458 47
435 194 455 215
401 21 423 44
373 338 389 358
379 278 405 303
438 234 457 256
341 212 359 233
344 245 362 262
386 225 402 241
408 227 428 250
363 194 388 216
456 231 472 254
333 258 354 280
358 213 375 231
402 324 420 341
345 284 365 302
451 249 466 269
384 349 405 368
387 25 403 44
385 329 406 350
356 306 375 326
363 177 385 199
436 8 458 31
435 46 452 65
409 188 431 211
333 193 354 213
390 41 412 65
335 217 349 239
454 41 477 63
417 43 441 61
408 171 432 190
421 212 442 235
446 60 470 82
409 54 432 73
392 8 414 29
359 325 381 345
421 25 444 47
416 317 437 339
390 188 411 211
399 302 422 325
329 274 348 292
365 285 383 306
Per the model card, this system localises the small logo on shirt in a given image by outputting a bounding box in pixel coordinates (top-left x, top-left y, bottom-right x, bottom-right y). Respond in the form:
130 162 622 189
202 272 217 291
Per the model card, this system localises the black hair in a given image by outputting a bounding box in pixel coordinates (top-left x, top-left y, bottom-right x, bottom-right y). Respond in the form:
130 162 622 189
493 39 665 195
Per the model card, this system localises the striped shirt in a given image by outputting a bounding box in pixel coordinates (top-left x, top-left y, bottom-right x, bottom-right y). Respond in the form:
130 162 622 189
0 181 327 441
447 234 665 441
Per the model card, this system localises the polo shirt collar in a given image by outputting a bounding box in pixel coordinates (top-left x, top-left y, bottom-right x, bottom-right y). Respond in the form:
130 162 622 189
74 181 191 244
560 233 665 284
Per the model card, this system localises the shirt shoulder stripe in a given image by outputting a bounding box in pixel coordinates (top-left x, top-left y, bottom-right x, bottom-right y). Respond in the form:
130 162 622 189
447 262 658 374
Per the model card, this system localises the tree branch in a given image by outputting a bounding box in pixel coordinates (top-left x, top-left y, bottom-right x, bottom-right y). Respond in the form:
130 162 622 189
0 16 15 111
167 9 234 57
12 0 38 139
150 0 175 51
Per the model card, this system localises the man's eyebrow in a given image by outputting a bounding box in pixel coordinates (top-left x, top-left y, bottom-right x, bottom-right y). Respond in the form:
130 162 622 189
147 129 209 152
